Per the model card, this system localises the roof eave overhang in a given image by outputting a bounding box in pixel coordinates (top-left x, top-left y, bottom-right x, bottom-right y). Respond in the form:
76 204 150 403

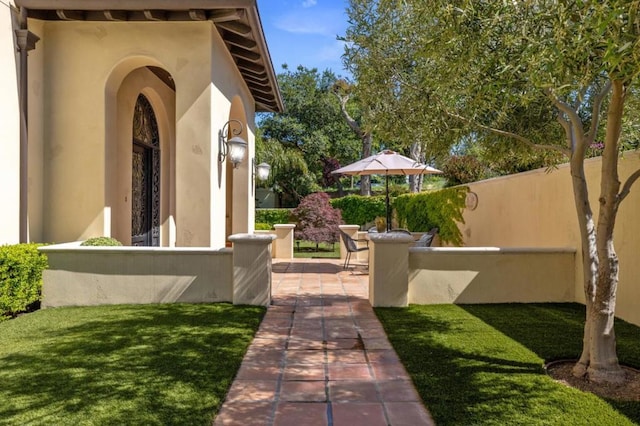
16 0 284 113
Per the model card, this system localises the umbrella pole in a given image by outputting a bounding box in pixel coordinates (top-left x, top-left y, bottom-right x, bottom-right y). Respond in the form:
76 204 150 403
386 175 391 232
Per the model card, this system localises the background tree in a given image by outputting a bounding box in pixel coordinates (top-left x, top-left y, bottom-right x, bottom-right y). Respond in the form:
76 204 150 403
344 0 640 384
256 131 318 207
332 80 374 195
292 192 343 248
259 65 362 199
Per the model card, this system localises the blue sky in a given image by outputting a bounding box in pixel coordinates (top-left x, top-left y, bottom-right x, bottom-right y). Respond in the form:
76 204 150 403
257 0 350 77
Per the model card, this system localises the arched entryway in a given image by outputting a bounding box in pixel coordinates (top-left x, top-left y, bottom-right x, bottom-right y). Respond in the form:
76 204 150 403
131 94 161 246
105 62 176 247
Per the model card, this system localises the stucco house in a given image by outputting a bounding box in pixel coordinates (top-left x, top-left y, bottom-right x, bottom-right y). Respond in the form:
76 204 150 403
1 0 283 248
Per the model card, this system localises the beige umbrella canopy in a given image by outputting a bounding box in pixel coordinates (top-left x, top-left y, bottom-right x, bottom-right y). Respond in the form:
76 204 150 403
332 150 443 231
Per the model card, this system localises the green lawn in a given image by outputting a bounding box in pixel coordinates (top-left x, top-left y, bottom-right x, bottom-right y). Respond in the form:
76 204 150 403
0 303 264 425
376 303 640 425
294 240 340 258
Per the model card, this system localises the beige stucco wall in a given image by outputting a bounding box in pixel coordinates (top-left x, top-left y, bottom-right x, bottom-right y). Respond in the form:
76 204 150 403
408 248 576 304
40 242 233 307
462 154 640 325
9 18 256 247
0 2 20 244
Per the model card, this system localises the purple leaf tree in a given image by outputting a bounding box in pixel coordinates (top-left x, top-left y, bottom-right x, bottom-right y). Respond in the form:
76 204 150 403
292 192 343 246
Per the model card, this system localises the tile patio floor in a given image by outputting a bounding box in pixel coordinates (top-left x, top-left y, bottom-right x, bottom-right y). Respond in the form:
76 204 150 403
214 259 434 426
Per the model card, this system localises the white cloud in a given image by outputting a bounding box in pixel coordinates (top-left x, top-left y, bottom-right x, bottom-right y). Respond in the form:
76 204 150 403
274 8 346 37
302 0 317 7
315 40 346 62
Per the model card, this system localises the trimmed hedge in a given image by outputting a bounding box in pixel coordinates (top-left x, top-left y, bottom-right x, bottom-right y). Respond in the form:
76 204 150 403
394 187 468 246
81 237 123 246
255 223 272 231
0 243 48 321
330 195 386 226
255 209 293 228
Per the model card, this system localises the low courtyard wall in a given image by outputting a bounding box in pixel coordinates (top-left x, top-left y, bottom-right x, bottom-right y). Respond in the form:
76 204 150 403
39 234 274 307
408 247 576 304
368 234 576 308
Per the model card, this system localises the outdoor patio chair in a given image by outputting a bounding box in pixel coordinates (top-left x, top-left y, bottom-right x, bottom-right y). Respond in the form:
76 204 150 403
414 227 439 247
340 230 369 269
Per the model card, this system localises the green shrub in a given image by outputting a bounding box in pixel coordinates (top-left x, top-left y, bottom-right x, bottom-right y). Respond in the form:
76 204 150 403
255 223 272 231
0 243 48 321
330 195 386 226
255 209 293 227
80 237 123 246
394 187 468 246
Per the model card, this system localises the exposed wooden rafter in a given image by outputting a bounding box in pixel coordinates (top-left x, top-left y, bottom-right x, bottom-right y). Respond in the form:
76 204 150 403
223 32 257 50
103 10 127 21
188 9 206 21
230 46 261 62
216 20 251 36
55 9 83 20
143 10 166 21
209 9 243 22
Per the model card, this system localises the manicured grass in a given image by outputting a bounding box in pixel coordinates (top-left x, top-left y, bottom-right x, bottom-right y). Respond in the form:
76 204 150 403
294 240 340 258
376 303 640 425
0 303 265 425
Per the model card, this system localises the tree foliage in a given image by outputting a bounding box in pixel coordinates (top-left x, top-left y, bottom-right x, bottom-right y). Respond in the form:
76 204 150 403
258 65 363 196
256 132 319 207
441 155 488 186
394 188 468 246
292 192 343 244
330 195 387 226
344 0 640 383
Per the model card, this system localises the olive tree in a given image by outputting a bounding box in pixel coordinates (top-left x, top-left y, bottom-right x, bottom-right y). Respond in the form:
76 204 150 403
344 0 640 383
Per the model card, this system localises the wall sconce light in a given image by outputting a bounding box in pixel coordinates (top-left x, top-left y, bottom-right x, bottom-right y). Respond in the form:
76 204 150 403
253 158 271 182
218 119 247 168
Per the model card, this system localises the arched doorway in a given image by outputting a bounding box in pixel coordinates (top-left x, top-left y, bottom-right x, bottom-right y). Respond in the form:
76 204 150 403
131 94 161 246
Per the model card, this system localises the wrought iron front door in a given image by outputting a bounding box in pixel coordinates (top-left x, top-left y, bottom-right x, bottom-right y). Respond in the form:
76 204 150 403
131 94 160 246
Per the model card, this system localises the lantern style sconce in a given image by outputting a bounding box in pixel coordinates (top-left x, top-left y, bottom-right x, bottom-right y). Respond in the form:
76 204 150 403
253 158 271 182
218 119 247 168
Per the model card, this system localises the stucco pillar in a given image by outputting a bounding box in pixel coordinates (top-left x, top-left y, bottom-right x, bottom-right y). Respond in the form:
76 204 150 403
229 233 275 306
369 233 414 307
274 224 295 259
338 225 360 261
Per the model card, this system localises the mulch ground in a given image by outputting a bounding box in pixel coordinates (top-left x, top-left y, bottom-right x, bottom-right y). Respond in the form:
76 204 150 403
546 360 640 401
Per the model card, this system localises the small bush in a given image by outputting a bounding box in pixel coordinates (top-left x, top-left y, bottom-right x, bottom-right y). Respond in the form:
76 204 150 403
255 223 272 231
293 192 343 245
81 237 123 246
255 209 293 227
330 195 386 226
0 243 48 320
394 187 468 245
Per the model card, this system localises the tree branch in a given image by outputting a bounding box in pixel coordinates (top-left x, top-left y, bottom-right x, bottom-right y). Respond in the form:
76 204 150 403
557 112 574 150
618 168 640 204
585 81 612 145
332 90 365 139
545 88 584 133
573 85 589 110
445 110 571 156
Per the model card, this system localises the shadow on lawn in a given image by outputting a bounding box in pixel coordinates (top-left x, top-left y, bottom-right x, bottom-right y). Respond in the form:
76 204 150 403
376 304 640 425
0 304 264 425
460 303 640 422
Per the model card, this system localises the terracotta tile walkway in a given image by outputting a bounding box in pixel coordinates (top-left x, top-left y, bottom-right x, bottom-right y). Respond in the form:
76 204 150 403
213 259 434 426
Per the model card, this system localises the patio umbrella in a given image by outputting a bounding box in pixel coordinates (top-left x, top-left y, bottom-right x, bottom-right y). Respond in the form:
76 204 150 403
332 150 443 231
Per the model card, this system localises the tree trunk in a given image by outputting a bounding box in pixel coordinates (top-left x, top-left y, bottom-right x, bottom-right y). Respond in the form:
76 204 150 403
409 142 423 192
333 88 372 196
573 80 626 384
360 133 372 196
